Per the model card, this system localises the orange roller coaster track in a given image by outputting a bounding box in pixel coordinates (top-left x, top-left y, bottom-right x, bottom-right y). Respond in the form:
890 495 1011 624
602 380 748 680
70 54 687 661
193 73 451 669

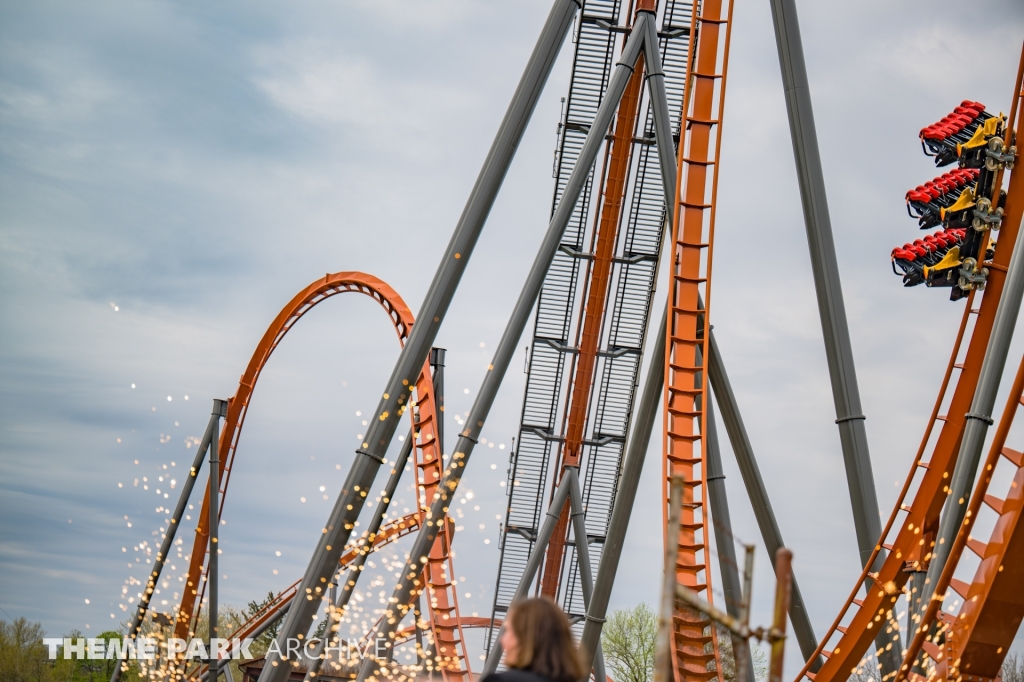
903 351 1024 680
663 0 734 678
172 271 468 679
796 49 1024 682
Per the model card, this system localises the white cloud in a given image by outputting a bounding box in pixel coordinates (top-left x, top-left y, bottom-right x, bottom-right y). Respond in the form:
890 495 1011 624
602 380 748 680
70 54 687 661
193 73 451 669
252 41 476 139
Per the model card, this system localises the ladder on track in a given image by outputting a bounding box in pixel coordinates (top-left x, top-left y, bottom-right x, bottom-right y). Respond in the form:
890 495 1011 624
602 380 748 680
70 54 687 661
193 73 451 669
411 366 471 681
663 0 734 678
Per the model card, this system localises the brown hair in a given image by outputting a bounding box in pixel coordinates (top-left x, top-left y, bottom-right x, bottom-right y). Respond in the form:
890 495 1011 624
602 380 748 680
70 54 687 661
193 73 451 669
505 598 584 682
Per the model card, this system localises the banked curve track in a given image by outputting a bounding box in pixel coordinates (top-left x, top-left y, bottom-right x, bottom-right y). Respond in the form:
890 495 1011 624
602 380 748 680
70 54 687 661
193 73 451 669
795 61 1024 682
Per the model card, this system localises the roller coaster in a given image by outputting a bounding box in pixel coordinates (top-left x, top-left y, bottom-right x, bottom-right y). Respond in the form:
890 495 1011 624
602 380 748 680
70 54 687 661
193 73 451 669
111 1 1024 681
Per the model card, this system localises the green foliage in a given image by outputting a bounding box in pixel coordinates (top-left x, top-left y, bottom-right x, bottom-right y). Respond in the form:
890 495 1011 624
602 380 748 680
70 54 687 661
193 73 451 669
185 604 249 682
0 619 139 682
599 605 770 682
601 603 657 682
311 618 328 641
0 618 52 682
750 643 768 682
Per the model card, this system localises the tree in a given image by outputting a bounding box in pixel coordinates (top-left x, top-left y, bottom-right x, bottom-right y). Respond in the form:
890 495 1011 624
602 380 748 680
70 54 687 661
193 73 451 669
245 593 283 657
601 604 657 682
712 629 768 682
0 619 139 682
1004 652 1023 682
0 618 50 682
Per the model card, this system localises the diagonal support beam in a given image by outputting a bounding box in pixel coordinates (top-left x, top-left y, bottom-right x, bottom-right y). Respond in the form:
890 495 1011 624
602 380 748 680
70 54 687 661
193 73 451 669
565 468 606 682
766 0 898 671
301 428 415 682
641 13 679 212
703 395 755 682
578 309 666 678
483 468 607 679
354 13 655 682
767 0 884 573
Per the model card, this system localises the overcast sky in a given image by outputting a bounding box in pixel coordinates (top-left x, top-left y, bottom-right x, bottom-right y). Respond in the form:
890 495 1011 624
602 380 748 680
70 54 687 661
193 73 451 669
2 0 1024 672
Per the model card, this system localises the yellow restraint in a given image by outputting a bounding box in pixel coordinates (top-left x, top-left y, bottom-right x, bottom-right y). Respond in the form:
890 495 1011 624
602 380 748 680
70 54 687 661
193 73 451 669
958 114 1004 155
923 246 961 280
939 187 976 222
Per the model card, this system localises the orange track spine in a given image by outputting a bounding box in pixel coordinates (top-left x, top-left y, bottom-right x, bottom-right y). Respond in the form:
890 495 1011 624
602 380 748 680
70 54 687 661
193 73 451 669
539 31 647 600
175 272 414 641
664 0 734 679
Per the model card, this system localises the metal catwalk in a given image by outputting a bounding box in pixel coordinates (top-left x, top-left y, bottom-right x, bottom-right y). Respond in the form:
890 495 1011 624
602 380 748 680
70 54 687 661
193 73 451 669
487 0 693 653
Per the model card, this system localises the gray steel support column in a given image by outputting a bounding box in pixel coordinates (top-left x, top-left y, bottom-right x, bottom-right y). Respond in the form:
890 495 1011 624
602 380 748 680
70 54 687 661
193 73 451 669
703 394 754 682
257 4 581 679
414 594 426 670
208 399 226 682
767 0 884 573
430 348 446 460
578 309 666 677
301 428 416 682
642 14 679 213
767 0 886 573
566 468 606 682
113 403 223 682
923 213 1024 604
482 473 576 676
906 570 926 664
766 0 899 670
355 17 652 682
706 332 822 671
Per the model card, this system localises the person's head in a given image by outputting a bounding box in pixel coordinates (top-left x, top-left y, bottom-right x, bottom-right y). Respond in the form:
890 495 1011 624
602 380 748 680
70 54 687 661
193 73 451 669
500 598 584 682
